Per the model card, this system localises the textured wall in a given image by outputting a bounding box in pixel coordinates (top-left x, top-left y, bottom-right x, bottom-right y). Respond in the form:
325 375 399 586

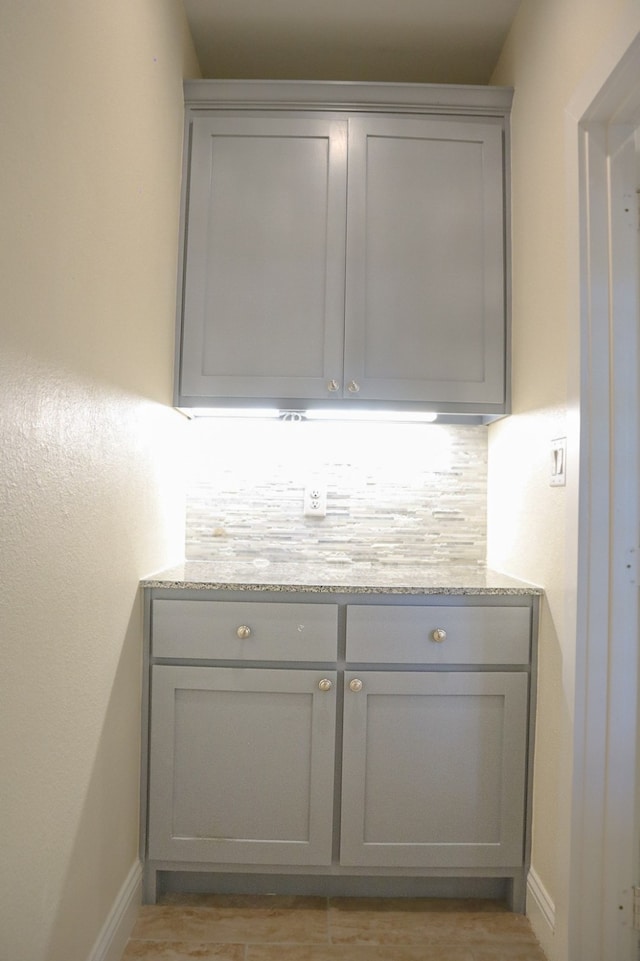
488 1 629 959
186 418 488 571
0 3 199 960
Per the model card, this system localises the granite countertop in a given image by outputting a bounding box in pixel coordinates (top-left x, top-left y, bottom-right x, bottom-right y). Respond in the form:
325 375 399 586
141 560 542 596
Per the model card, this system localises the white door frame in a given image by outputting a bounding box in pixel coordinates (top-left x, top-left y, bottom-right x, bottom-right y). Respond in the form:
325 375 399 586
566 6 640 959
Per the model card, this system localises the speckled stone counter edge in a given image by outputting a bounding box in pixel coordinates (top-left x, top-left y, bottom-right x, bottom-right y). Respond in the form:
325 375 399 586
141 563 543 596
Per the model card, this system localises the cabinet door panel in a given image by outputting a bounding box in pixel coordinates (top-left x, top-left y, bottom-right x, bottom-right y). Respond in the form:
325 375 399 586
344 116 505 405
340 671 527 868
149 666 336 864
180 116 347 402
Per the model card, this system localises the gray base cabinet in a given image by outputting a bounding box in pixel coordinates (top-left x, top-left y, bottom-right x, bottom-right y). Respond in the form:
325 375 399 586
176 81 512 415
148 666 337 865
340 670 528 868
142 589 537 909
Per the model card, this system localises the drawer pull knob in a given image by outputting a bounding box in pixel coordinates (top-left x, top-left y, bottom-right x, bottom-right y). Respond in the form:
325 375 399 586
327 379 340 392
431 628 447 643
318 678 333 692
347 380 360 393
236 625 252 639
349 678 363 693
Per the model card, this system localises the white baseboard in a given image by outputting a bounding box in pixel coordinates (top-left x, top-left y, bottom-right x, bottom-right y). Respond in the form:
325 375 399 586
87 861 142 961
527 866 556 932
527 866 556 960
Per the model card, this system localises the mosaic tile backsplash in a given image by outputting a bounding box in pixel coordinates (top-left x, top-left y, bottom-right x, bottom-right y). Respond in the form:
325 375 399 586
185 418 487 572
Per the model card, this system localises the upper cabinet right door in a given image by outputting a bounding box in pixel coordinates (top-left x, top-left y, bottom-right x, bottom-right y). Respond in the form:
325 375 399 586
343 116 506 407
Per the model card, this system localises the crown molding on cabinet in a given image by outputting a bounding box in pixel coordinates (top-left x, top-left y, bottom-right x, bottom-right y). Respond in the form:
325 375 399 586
183 79 513 116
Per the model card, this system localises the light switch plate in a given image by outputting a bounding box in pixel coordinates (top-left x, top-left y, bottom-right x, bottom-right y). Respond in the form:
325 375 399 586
550 437 567 486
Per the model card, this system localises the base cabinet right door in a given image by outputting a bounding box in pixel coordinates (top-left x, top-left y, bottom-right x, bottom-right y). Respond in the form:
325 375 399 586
339 670 529 869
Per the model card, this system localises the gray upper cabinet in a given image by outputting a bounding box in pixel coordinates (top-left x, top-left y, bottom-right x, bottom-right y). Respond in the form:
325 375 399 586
344 116 506 406
180 116 348 403
175 82 512 415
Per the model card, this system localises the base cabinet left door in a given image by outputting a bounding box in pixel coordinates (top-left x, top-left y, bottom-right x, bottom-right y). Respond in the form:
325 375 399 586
148 665 337 866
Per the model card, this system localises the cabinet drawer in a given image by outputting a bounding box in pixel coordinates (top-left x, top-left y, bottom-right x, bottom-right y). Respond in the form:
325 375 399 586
152 599 338 661
346 605 530 664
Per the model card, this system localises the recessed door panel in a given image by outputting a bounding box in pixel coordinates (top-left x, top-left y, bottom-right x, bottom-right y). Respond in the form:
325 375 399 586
180 116 347 402
149 666 337 864
340 671 527 868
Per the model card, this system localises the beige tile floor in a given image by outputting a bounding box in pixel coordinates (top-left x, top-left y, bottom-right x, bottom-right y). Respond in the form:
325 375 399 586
121 894 548 961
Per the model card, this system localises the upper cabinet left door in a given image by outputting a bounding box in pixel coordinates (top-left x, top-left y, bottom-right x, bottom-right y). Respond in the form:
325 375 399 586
178 116 348 406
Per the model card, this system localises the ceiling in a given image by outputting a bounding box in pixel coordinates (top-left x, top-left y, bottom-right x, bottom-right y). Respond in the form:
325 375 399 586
183 0 523 85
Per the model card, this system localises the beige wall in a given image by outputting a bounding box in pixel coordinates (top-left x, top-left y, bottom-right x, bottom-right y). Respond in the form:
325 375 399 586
0 3 200 959
488 1 628 958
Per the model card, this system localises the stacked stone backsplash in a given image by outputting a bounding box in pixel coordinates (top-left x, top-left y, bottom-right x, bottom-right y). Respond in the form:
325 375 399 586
185 418 487 572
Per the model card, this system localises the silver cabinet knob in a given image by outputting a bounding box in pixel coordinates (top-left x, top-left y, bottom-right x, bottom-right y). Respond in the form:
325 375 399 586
236 625 252 639
431 628 447 643
318 678 333 692
347 381 360 393
327 379 340 392
349 678 363 693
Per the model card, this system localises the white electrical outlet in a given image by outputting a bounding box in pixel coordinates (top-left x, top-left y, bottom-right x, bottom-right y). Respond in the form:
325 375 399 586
303 482 327 517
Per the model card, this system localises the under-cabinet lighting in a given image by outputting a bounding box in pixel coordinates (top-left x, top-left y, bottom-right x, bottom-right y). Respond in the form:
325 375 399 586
185 408 281 419
183 407 438 424
303 409 438 423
